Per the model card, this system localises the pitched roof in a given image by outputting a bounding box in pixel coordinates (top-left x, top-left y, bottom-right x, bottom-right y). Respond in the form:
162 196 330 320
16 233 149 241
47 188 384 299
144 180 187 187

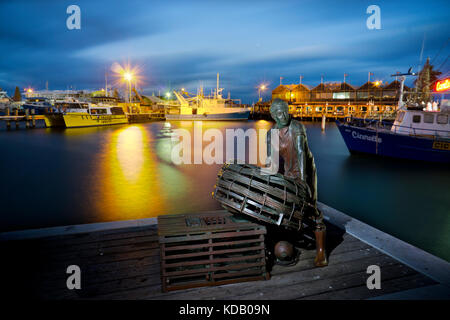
291 84 311 92
383 80 410 91
311 82 341 91
358 81 382 90
334 82 355 91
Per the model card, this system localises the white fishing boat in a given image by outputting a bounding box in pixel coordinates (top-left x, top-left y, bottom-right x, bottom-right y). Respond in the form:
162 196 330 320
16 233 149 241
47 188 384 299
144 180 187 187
0 90 12 113
165 73 250 121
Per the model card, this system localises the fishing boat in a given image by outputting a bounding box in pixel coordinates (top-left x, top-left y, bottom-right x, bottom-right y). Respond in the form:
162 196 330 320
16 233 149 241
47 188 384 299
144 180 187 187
0 90 11 114
44 98 128 128
165 73 250 121
22 97 54 115
336 69 450 163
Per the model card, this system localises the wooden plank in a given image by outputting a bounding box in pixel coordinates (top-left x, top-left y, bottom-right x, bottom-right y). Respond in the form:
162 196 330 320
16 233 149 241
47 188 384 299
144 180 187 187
34 225 158 247
299 274 436 300
164 244 265 260
235 263 418 299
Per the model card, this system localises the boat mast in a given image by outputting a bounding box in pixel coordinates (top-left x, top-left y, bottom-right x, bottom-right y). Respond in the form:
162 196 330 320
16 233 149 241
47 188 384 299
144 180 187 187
398 76 405 110
216 73 219 98
391 68 417 111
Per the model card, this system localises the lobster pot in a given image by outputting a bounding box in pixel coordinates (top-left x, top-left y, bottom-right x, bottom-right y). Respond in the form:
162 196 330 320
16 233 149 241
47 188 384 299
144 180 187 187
157 211 269 292
213 163 316 232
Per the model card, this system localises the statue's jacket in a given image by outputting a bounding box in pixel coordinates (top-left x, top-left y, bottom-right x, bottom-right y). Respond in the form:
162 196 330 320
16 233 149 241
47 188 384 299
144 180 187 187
266 119 318 203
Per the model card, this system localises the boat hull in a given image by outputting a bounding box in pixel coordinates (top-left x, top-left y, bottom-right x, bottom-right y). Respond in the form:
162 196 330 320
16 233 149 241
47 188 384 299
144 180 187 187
63 114 128 128
45 113 128 128
336 120 450 163
44 114 65 127
165 110 250 121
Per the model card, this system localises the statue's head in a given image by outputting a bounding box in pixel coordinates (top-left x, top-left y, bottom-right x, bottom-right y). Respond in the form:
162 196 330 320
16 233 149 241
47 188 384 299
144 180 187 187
270 98 290 127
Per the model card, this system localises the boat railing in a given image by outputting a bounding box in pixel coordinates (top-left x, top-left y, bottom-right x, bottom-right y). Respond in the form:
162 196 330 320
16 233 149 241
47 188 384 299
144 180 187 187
344 116 449 140
390 123 450 139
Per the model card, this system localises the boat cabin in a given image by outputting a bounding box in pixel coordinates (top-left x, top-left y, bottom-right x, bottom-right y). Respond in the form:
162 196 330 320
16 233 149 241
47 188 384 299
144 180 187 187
392 106 450 139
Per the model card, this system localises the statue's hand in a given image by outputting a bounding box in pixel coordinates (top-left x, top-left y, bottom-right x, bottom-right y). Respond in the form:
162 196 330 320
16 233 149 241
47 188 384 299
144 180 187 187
260 156 278 175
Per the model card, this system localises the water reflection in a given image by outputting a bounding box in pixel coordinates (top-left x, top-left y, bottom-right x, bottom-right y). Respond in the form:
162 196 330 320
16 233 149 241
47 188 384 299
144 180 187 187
95 125 166 220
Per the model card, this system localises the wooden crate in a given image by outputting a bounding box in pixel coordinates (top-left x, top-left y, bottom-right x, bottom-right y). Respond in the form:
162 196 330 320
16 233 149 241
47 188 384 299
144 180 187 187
157 211 270 292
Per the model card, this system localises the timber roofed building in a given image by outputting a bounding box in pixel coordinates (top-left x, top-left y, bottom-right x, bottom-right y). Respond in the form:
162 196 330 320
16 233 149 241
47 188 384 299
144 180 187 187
262 80 411 119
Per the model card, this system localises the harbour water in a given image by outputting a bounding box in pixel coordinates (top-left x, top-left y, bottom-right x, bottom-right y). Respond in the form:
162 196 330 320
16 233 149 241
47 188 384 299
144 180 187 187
0 120 448 261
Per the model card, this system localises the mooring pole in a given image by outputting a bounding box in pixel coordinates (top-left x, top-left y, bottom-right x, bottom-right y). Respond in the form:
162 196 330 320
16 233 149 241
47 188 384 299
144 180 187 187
321 114 326 131
15 109 19 129
31 109 36 128
6 107 10 129
25 109 30 128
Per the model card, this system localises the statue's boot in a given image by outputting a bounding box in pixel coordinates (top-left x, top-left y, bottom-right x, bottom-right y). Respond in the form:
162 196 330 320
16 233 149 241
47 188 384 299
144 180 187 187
314 229 328 267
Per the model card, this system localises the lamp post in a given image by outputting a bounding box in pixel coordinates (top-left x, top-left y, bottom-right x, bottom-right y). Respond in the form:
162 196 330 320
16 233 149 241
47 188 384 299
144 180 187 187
124 72 133 113
258 84 266 102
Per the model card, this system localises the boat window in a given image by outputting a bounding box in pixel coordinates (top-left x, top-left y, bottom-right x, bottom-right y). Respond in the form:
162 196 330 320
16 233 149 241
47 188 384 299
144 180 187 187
91 108 107 114
412 115 421 123
111 107 125 115
437 114 448 124
424 114 434 124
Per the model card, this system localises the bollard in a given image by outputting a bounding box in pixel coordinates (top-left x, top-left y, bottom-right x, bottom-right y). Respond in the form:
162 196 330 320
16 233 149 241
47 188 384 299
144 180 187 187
321 114 326 131
31 109 36 128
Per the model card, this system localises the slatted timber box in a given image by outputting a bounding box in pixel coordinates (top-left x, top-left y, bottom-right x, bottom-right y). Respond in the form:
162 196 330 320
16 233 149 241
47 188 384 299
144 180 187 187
157 211 270 292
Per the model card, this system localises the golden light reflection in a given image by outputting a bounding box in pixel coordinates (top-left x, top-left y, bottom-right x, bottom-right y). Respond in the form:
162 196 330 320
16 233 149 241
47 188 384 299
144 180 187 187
89 121 276 221
116 126 145 182
95 125 166 220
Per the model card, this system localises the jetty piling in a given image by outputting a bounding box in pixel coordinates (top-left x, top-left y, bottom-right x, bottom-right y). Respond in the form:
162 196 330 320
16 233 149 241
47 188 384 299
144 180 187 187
31 108 35 128
25 109 30 128
15 109 19 129
0 108 44 130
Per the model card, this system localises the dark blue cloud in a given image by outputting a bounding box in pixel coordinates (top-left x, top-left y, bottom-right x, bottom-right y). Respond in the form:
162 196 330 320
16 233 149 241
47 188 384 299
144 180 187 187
1 0 449 103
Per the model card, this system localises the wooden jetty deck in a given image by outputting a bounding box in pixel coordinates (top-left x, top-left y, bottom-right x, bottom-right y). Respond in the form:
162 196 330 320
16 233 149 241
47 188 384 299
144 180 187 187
1 204 449 300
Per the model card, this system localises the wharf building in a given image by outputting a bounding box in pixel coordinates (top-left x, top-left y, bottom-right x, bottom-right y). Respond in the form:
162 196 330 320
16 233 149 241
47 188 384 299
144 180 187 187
260 80 410 118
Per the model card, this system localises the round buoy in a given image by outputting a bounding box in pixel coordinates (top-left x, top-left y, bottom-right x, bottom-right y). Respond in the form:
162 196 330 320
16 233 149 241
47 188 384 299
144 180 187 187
274 241 294 261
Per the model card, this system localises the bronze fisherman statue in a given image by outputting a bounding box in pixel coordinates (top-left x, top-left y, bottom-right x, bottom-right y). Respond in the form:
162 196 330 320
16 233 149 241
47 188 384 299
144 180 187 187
266 98 328 267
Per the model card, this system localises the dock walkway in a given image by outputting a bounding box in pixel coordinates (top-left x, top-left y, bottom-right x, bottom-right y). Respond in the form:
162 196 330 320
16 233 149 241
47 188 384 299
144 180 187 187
1 204 448 300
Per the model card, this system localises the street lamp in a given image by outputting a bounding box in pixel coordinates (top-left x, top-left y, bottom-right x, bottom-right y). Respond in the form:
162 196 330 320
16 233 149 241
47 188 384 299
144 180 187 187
123 71 133 113
258 84 266 101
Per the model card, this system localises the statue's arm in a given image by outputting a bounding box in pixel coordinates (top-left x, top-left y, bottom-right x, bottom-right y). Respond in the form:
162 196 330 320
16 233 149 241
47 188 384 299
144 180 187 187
295 132 307 181
299 125 318 203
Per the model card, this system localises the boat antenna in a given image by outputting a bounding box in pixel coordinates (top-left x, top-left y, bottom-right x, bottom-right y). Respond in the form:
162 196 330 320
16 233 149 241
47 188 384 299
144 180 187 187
390 68 417 110
105 67 108 97
418 33 426 68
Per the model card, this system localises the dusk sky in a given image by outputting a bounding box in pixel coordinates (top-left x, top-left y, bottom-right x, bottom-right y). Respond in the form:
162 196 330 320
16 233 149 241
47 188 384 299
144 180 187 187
1 0 449 103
